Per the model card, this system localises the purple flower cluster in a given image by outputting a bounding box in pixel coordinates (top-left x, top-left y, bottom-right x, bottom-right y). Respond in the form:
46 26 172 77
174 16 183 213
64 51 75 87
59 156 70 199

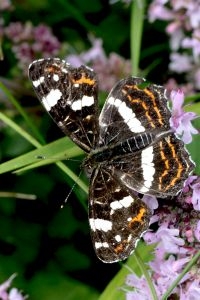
126 175 200 299
2 22 60 75
0 274 25 300
148 0 200 91
0 0 12 11
66 38 132 92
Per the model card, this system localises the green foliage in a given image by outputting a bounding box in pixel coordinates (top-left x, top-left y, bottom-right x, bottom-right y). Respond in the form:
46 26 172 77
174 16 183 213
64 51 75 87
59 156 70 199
0 0 199 299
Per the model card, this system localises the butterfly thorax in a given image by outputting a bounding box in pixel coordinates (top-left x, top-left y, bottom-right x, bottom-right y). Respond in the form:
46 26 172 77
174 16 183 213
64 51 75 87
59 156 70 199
84 131 155 173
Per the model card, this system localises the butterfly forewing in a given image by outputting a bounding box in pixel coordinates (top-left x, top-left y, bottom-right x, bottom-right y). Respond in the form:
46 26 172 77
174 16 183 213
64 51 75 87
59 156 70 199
29 58 99 152
98 77 171 146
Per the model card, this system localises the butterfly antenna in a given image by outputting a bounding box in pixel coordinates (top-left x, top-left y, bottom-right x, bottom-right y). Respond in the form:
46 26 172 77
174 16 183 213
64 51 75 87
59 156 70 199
35 155 81 163
61 168 83 208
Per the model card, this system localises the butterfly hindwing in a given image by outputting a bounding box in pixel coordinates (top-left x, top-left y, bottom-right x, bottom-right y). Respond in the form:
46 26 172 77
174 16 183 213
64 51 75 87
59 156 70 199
112 133 194 198
89 168 151 262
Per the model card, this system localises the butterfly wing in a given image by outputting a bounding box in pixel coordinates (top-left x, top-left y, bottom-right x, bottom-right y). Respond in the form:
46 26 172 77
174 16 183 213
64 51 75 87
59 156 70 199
29 58 99 152
98 76 171 147
88 167 151 263
97 76 194 197
112 133 194 198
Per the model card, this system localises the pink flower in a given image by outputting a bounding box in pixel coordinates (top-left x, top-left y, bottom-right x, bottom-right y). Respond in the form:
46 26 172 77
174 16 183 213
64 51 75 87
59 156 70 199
9 288 25 300
4 22 32 43
67 38 106 67
142 195 158 210
148 2 174 22
182 29 200 61
182 175 197 193
187 3 200 29
125 174 200 299
0 0 12 11
191 181 200 211
150 255 190 286
172 0 195 11
169 53 193 73
180 280 200 299
168 27 184 51
194 68 200 89
152 226 185 254
0 274 25 300
126 273 158 300
169 89 198 144
194 220 200 241
165 78 195 96
3 22 60 75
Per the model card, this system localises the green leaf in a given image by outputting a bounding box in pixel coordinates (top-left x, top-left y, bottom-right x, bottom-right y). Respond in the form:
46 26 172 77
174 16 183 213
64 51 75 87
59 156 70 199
187 133 200 175
0 111 87 196
28 272 99 300
0 112 41 148
184 102 200 115
0 137 83 174
99 241 156 300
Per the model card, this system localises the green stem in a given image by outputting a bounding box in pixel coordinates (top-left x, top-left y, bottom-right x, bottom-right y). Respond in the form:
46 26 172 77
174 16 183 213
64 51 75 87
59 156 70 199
0 112 41 148
130 0 146 76
134 249 158 300
0 81 45 143
161 250 200 300
0 192 36 200
0 112 88 210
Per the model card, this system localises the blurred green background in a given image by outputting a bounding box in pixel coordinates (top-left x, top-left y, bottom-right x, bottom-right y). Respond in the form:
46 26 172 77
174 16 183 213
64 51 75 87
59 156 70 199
0 0 199 299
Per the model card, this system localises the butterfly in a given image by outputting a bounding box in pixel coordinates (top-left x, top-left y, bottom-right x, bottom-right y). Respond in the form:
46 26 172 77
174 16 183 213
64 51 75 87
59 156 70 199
29 58 194 263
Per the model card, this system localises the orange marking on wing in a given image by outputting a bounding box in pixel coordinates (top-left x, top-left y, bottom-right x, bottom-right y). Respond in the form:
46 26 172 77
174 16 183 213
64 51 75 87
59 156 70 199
123 85 164 126
122 89 156 128
114 243 124 254
72 74 95 85
128 207 146 228
159 141 170 190
45 66 55 73
143 88 164 126
164 137 184 191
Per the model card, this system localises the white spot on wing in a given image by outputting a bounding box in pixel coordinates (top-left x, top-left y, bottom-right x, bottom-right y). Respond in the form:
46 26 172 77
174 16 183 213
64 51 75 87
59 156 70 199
95 242 109 249
120 195 134 207
71 96 94 111
61 67 68 73
115 235 121 242
32 76 45 87
140 146 155 192
42 89 62 111
110 195 133 211
53 74 59 81
106 97 145 133
89 218 112 232
71 100 82 111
